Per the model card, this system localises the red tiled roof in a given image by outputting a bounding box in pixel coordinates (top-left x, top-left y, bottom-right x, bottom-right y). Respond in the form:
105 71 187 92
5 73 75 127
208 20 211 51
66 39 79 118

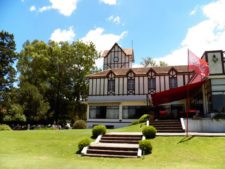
87 65 191 78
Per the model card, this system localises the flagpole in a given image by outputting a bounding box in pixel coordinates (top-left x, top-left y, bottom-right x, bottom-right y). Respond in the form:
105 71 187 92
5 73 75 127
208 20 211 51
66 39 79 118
186 49 189 137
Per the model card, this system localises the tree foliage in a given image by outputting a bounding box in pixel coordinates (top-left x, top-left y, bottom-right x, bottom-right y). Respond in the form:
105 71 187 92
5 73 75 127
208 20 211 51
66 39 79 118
141 57 157 67
0 31 17 92
17 40 98 122
141 57 168 67
0 31 17 123
159 60 168 66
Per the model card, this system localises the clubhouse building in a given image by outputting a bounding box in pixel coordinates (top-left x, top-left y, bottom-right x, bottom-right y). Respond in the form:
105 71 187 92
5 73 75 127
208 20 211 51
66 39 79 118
86 43 225 128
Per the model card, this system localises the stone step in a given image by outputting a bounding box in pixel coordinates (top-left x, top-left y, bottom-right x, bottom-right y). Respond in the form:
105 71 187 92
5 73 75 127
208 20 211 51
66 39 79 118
83 153 137 158
103 135 142 139
101 136 141 141
89 145 138 151
100 139 139 144
87 149 137 156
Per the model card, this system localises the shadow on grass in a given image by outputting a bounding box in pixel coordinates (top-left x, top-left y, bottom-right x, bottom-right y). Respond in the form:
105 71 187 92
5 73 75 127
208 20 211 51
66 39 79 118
177 136 195 144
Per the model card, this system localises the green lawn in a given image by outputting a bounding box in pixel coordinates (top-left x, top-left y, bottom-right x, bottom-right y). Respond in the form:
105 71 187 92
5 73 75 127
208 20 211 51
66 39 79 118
0 127 225 169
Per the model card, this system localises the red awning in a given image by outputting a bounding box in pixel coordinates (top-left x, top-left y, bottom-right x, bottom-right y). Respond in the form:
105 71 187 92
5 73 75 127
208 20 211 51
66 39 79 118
151 81 205 106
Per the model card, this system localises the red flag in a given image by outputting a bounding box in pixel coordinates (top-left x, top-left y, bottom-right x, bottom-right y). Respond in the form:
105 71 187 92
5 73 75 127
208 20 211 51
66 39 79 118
188 49 209 84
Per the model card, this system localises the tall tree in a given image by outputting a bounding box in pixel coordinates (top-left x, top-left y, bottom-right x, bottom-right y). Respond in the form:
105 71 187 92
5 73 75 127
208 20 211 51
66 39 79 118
159 60 168 66
141 57 157 67
18 40 98 122
0 31 17 96
0 31 17 122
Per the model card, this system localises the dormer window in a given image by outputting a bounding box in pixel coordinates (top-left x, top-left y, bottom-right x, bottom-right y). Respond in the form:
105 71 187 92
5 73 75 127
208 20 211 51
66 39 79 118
107 72 115 95
169 69 177 89
127 71 135 95
113 56 119 62
148 70 156 94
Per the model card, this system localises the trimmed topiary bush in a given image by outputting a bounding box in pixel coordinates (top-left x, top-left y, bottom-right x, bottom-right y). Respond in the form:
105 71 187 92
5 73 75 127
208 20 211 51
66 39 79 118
92 125 106 138
142 125 157 139
139 114 149 123
0 124 12 131
131 120 139 125
73 120 87 129
78 138 91 153
139 140 152 154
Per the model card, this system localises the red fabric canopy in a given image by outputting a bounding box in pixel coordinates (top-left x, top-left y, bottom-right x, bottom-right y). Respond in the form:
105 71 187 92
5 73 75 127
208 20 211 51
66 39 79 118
151 80 205 106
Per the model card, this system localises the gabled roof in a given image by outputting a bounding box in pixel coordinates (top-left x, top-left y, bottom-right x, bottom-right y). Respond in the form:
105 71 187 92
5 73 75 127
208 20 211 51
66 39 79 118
101 43 134 61
87 65 191 78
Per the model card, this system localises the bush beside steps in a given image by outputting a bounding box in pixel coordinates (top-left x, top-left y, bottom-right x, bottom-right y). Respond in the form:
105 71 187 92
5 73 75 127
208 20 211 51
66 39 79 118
92 125 107 139
142 126 157 139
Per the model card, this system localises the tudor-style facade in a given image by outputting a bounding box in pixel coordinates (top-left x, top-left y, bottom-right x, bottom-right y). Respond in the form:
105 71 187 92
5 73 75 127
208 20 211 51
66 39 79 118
86 43 225 128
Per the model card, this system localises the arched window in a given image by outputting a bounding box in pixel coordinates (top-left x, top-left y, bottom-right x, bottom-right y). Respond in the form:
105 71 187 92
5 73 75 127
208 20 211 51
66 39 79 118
127 71 135 95
148 70 156 94
107 72 115 95
169 69 177 89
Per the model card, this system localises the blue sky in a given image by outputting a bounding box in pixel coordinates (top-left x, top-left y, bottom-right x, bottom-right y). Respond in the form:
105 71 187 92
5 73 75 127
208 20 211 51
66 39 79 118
1 0 225 67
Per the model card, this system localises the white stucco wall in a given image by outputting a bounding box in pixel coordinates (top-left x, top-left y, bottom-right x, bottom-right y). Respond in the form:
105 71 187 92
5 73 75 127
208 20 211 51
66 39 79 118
182 118 225 132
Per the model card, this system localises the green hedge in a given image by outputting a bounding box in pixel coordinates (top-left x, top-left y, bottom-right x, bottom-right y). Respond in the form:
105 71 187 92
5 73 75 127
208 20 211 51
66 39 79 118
92 125 106 138
0 124 12 131
73 120 87 129
139 140 152 154
142 126 157 139
139 114 149 123
78 138 91 153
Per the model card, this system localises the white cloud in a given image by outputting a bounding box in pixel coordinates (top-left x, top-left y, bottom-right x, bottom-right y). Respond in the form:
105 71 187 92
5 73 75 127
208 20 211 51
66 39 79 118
108 15 121 24
81 27 127 52
81 27 128 68
39 6 52 13
30 5 36 12
38 0 78 16
95 58 104 69
50 27 75 42
157 0 225 66
189 6 198 16
100 0 117 5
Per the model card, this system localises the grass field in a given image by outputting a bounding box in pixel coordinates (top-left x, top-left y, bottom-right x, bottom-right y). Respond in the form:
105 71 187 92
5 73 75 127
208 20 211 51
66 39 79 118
0 125 225 169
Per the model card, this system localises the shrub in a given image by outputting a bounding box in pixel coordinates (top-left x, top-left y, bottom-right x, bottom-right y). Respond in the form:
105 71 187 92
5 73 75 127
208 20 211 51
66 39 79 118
92 125 106 138
0 124 12 131
139 114 149 123
142 125 157 139
73 120 87 129
78 138 91 153
213 113 225 120
131 120 139 125
139 140 152 154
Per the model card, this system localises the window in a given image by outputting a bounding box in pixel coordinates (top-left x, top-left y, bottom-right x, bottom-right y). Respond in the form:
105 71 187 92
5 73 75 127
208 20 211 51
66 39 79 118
148 70 156 94
107 73 115 95
122 106 146 119
169 69 177 89
89 106 119 119
127 71 135 94
212 94 225 112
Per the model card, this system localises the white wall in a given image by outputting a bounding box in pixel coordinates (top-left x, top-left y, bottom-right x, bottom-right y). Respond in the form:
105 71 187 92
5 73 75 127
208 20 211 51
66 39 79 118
182 118 225 132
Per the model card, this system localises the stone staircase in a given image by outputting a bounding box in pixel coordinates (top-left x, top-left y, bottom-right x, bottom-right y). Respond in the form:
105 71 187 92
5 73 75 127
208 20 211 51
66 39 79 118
150 120 184 133
82 133 142 158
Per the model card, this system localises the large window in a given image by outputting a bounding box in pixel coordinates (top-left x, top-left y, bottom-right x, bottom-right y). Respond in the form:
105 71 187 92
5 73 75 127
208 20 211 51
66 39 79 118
169 69 177 89
89 106 119 119
127 71 135 94
107 73 115 95
212 94 225 112
122 106 146 119
148 70 156 94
